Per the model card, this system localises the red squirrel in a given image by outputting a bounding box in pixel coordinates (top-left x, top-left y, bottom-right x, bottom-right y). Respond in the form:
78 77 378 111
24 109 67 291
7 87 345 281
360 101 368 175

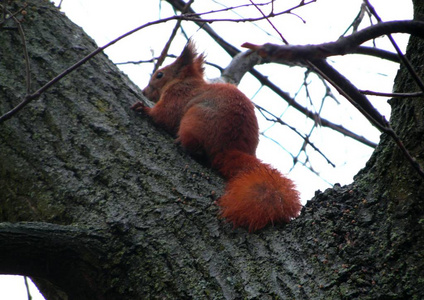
131 41 301 232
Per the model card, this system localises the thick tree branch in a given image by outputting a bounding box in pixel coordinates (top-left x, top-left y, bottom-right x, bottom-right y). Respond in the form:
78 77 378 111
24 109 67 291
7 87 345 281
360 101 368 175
354 46 399 62
212 50 263 85
242 20 424 63
0 222 110 299
309 60 389 131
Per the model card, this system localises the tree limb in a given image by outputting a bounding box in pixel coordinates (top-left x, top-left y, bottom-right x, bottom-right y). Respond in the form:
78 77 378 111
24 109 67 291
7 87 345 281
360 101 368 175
0 222 110 299
242 20 424 63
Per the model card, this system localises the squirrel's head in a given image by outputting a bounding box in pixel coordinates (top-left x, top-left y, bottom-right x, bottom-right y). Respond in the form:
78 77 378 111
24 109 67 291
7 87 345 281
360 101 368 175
143 40 205 103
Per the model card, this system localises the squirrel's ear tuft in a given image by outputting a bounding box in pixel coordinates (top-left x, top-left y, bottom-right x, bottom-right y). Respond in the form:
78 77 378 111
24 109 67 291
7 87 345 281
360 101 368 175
175 39 205 77
176 40 196 67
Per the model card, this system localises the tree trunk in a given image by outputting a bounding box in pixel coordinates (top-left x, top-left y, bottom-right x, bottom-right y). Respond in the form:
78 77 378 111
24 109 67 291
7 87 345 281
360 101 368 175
0 1 423 299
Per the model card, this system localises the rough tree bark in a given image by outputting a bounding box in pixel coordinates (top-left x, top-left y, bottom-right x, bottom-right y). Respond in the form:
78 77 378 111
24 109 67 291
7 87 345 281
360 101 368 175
0 1 423 299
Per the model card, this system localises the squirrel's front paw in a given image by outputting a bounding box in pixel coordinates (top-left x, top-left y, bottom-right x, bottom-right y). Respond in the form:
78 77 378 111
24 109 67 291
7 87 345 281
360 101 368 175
131 101 147 112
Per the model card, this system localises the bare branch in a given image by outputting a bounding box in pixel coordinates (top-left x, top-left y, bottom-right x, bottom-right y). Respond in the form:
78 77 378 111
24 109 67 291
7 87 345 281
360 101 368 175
309 59 424 179
353 46 399 62
213 50 263 85
309 59 389 131
242 21 424 64
364 0 424 94
194 1 276 17
260 131 333 184
24 276 32 300
1 4 31 93
153 0 194 73
256 104 336 168
248 0 289 44
361 90 423 98
166 0 316 24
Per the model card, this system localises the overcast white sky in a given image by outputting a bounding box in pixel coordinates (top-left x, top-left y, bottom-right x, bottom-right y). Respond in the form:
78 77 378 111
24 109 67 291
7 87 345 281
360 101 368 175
1 0 413 299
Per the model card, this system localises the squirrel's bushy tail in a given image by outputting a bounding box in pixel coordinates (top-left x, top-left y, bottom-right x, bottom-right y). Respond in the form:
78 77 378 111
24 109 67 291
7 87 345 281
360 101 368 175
212 150 302 232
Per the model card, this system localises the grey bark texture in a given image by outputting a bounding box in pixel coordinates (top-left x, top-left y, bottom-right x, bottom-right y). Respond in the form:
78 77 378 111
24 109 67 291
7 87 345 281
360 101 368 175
0 1 423 299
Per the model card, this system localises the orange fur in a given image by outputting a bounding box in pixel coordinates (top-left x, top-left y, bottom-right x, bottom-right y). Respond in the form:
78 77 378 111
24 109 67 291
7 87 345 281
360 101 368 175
217 150 301 232
132 41 302 232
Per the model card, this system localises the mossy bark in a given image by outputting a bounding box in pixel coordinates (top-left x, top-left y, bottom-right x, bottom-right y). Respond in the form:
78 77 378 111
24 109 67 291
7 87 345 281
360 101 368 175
0 1 423 299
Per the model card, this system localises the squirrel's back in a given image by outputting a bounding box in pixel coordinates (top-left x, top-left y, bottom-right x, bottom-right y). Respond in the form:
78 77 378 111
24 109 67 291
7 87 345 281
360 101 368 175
178 82 259 160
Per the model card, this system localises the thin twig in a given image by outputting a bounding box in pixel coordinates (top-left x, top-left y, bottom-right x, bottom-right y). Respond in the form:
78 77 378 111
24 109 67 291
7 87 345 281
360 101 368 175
24 276 32 300
341 2 367 35
115 58 160 65
4 5 31 93
153 0 194 73
364 0 424 94
203 0 276 18
248 0 289 44
256 103 336 168
260 131 333 185
361 90 423 98
309 60 389 131
165 0 316 30
0 3 28 24
183 0 316 24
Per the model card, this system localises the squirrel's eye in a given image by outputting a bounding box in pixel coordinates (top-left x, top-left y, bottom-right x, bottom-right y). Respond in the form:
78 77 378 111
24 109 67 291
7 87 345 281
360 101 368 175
156 72 164 79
